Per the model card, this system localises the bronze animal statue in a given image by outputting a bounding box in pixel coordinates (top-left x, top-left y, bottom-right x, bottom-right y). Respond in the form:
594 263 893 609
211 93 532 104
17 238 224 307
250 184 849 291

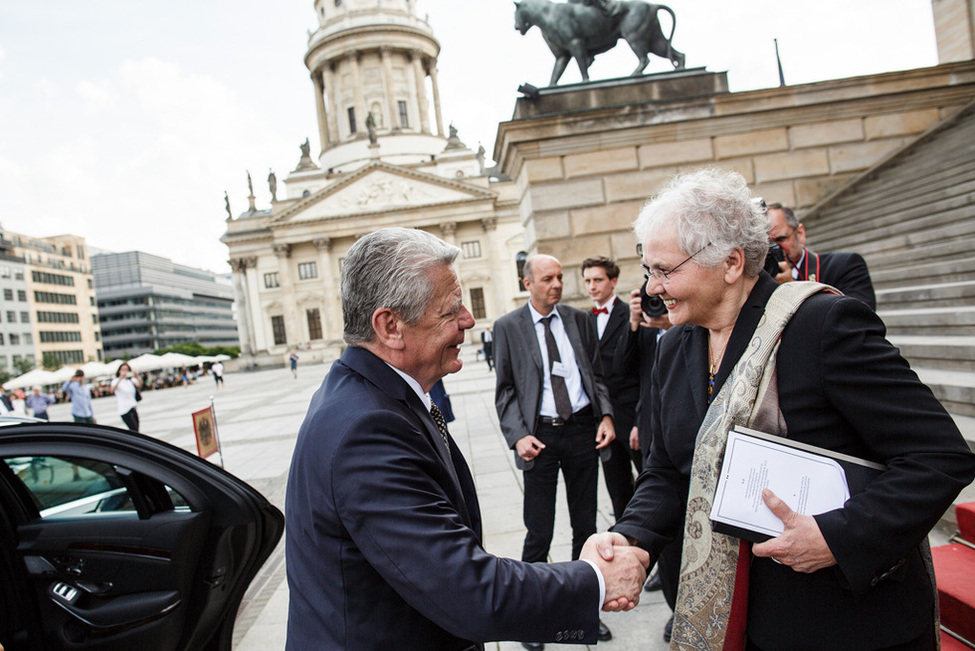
514 0 685 86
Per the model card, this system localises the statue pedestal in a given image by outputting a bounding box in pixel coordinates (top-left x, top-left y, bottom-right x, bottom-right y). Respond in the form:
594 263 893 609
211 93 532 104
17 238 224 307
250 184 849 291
511 68 726 119
368 143 381 159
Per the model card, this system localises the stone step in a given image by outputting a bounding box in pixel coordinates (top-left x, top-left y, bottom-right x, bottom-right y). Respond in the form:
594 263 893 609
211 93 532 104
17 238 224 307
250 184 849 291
868 238 975 273
871 256 975 290
881 306 975 337
913 366 975 415
814 203 975 259
810 171 975 244
877 280 975 310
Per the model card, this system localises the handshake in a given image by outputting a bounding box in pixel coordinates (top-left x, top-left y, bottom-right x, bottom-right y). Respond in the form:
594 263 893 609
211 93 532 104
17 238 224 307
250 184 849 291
580 532 651 612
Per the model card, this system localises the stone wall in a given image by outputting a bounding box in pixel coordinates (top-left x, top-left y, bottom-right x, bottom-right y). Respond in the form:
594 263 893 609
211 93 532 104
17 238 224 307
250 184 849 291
495 60 975 305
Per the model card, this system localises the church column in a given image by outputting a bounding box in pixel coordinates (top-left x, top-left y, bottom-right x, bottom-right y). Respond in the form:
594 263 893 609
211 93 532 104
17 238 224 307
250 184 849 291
323 63 341 144
273 243 300 346
242 257 267 353
229 258 253 356
428 58 445 137
347 52 366 137
311 69 331 153
380 48 399 131
439 222 457 246
313 237 342 343
482 217 507 318
410 51 431 134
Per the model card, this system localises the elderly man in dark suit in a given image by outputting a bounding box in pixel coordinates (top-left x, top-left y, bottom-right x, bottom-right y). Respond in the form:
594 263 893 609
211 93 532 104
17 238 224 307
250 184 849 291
581 256 641 521
767 202 877 309
494 253 617 647
286 229 648 650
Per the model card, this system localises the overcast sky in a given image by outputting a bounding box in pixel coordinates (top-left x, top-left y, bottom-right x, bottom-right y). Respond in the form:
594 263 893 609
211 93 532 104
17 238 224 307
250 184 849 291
0 1 938 274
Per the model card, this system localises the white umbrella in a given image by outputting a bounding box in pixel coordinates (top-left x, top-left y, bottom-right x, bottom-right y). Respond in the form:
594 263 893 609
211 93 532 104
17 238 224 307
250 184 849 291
158 352 198 368
212 354 232 361
3 368 59 390
51 366 79 384
79 361 114 378
127 353 167 373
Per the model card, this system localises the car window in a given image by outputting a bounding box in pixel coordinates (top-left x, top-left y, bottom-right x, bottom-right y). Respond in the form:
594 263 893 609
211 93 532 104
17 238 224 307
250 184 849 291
3 455 189 518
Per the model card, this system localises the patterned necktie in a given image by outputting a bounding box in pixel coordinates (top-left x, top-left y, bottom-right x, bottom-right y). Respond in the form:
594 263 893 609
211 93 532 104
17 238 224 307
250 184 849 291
429 404 452 458
541 315 573 420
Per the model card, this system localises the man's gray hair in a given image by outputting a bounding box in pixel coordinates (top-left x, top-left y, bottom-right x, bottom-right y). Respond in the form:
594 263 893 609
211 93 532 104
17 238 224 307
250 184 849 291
341 227 460 345
633 168 769 277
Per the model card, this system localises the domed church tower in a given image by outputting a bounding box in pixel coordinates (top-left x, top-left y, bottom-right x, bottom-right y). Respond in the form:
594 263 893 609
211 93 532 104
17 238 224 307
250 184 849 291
306 0 447 172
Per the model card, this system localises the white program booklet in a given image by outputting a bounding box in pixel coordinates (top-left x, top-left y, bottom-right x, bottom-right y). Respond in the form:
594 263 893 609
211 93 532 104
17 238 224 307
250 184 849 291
709 426 885 542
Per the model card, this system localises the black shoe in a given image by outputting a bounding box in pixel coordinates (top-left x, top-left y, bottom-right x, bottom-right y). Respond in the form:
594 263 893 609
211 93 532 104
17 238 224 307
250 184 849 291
521 643 543 650
644 570 662 591
598 619 612 641
663 614 674 643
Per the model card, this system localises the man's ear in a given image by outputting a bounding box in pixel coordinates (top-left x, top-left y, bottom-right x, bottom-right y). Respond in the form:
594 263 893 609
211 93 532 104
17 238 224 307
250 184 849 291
372 308 406 350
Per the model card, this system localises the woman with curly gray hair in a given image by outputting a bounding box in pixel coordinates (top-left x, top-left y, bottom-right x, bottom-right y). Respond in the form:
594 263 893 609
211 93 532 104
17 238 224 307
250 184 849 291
599 167 975 650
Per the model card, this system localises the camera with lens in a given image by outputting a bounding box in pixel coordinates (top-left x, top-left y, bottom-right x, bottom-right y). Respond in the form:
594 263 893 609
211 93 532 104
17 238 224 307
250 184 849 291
639 279 667 318
763 242 786 277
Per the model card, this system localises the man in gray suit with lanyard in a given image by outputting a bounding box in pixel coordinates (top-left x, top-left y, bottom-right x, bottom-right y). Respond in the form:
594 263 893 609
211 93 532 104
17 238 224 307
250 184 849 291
493 254 616 648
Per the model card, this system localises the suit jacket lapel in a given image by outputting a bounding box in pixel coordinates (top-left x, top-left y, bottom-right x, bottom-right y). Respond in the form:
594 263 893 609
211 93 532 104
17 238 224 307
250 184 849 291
682 327 710 420
598 297 627 348
342 347 477 531
519 304 544 371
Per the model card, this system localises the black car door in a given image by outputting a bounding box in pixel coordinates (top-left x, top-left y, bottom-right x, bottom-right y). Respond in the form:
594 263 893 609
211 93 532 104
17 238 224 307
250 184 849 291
0 422 283 651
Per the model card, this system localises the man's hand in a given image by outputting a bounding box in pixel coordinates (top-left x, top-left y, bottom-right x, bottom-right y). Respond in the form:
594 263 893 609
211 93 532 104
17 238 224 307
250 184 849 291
581 532 649 612
773 260 793 285
752 488 836 573
628 289 643 331
629 426 640 451
515 435 545 462
595 415 615 449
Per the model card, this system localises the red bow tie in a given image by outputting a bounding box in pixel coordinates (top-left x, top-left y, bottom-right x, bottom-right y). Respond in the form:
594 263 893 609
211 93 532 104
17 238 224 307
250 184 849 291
592 307 608 315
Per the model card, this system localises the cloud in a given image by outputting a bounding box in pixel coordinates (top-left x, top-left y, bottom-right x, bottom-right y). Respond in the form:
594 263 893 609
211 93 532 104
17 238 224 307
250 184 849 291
76 79 116 112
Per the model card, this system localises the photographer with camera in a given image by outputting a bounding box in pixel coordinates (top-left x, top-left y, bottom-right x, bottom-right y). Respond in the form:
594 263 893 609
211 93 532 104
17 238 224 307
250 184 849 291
612 262 677 642
766 202 876 309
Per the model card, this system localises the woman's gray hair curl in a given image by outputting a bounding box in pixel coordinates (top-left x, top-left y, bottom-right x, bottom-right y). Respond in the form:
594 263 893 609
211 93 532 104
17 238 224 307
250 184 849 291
341 227 460 345
633 168 769 277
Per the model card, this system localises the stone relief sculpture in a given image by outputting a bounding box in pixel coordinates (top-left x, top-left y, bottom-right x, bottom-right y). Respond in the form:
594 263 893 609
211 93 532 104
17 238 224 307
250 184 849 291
513 0 685 86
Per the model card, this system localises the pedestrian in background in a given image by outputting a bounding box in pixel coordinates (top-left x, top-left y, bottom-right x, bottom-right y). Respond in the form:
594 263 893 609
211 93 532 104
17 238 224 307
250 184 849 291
110 362 142 431
25 386 54 420
289 351 299 378
61 370 95 424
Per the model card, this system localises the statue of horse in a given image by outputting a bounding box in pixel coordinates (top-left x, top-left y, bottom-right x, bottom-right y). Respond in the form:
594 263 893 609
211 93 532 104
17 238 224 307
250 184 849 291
514 0 686 86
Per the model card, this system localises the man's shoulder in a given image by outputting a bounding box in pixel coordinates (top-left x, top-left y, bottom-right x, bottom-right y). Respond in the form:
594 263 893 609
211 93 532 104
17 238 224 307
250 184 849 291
820 250 866 266
495 304 529 328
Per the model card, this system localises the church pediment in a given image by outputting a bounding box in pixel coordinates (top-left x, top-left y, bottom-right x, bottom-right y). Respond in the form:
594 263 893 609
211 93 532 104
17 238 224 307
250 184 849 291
271 162 495 225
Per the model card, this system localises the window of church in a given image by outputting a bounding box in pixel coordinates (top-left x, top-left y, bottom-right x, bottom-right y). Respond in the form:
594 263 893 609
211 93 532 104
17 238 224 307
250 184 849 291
307 309 323 340
271 316 286 345
264 273 280 289
298 262 318 280
469 287 486 320
461 241 481 259
348 107 357 134
398 100 409 128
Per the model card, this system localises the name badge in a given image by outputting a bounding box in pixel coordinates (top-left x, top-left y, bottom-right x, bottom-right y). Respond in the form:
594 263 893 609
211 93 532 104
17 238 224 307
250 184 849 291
551 361 569 378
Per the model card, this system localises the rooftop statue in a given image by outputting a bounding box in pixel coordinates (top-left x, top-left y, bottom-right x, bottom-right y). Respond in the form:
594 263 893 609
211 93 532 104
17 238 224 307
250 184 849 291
514 0 685 86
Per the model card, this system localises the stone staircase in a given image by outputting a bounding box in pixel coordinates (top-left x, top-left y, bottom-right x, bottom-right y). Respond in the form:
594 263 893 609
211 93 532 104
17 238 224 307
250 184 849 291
801 100 975 525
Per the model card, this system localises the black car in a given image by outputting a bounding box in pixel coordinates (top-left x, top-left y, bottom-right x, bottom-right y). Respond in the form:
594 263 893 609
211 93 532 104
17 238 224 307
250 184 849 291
0 421 284 650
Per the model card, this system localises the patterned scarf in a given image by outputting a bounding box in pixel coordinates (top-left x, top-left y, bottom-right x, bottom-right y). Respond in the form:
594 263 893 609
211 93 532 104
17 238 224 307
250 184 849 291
670 282 831 651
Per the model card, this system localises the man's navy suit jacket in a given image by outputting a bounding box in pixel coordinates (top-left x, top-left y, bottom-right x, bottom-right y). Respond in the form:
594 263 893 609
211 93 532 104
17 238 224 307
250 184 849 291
285 345 600 649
